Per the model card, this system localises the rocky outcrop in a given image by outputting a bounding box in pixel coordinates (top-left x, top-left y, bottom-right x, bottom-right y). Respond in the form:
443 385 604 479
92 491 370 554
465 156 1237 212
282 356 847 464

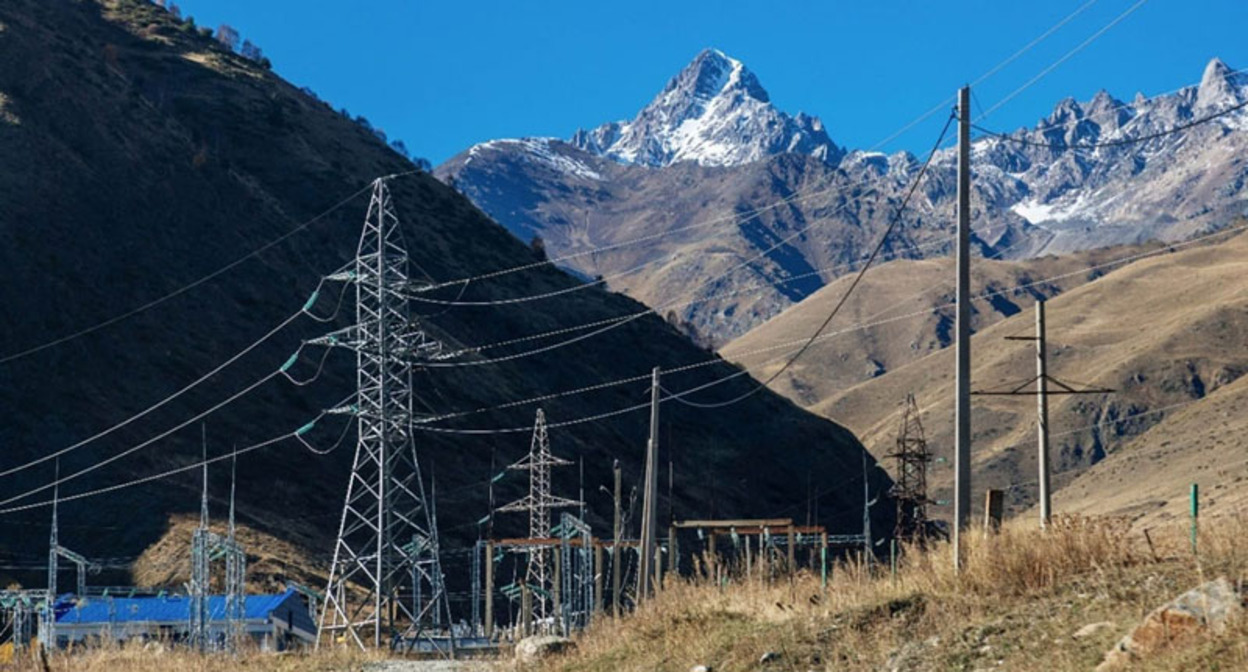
1097 577 1243 670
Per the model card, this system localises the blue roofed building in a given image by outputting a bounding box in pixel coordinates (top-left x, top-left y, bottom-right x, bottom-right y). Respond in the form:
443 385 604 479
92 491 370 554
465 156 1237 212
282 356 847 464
51 588 316 650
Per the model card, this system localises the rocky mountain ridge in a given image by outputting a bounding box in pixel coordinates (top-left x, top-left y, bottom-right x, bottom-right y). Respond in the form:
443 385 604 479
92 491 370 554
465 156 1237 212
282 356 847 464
438 53 1248 348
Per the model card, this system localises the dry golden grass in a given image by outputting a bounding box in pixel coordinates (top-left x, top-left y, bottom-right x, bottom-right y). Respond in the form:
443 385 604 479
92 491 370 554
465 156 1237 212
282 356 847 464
543 514 1248 671
15 639 381 672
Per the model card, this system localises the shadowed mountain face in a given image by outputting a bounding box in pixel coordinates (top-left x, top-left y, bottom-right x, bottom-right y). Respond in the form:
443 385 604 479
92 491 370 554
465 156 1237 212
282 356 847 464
439 51 1248 348
0 0 890 591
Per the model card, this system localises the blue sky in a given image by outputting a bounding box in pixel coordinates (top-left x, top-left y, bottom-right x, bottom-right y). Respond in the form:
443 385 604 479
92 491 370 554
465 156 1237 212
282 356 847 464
179 1 1247 165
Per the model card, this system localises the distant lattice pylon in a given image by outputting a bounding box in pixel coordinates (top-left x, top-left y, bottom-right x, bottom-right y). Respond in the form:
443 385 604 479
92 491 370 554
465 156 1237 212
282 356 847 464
888 394 933 542
497 409 581 621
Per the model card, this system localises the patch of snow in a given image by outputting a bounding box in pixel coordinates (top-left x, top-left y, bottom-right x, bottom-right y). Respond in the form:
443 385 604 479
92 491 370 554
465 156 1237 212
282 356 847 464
468 138 602 181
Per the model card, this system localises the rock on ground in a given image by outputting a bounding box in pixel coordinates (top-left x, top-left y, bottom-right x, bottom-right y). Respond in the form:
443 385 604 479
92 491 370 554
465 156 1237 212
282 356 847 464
1073 622 1115 639
1097 576 1243 670
515 635 576 665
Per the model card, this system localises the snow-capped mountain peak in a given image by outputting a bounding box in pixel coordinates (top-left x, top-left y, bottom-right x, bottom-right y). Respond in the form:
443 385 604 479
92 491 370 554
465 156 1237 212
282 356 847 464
570 48 843 168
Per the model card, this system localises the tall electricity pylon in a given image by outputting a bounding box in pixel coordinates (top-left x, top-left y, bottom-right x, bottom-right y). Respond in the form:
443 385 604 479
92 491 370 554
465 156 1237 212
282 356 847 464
316 178 452 650
888 394 932 543
497 409 580 621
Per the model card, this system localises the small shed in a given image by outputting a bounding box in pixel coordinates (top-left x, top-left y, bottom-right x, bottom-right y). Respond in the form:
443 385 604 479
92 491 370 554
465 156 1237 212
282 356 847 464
52 588 316 650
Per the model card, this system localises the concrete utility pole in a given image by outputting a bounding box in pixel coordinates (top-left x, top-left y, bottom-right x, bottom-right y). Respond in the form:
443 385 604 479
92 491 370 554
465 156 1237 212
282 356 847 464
1034 300 1052 527
976 299 1114 529
638 367 661 601
953 85 973 573
612 460 622 617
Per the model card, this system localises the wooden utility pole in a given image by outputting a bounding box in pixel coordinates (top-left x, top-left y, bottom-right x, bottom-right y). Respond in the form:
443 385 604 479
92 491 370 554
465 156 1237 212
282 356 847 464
983 489 1004 534
1034 300 1052 526
953 85 973 573
611 459 622 617
638 367 661 601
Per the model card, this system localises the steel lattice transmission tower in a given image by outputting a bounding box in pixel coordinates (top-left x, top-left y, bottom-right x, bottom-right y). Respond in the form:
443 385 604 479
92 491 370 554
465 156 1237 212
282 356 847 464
497 409 580 620
888 394 933 542
315 178 452 650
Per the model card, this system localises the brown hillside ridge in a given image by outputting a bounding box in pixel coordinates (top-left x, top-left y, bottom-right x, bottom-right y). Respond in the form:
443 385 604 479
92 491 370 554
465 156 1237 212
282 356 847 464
770 226 1248 516
0 0 887 591
720 241 1160 406
1052 366 1248 530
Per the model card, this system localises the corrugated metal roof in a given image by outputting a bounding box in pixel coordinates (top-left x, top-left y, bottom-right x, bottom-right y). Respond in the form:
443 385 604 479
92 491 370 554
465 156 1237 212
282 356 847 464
55 589 300 624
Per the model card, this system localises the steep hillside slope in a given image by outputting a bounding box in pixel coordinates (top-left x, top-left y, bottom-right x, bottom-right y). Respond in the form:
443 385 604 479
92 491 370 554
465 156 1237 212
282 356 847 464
803 229 1248 513
1053 369 1248 528
439 50 1248 347
0 0 887 592
720 244 1147 405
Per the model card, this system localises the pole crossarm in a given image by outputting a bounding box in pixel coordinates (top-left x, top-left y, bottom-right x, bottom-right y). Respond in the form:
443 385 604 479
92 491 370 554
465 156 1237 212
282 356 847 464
972 374 1115 396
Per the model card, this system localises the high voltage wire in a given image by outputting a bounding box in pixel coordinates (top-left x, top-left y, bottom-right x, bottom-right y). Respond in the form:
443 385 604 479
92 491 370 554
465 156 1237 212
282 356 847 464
868 0 1102 152
417 191 877 368
973 98 1248 149
0 371 282 507
0 0 1186 519
976 0 1151 121
435 69 1238 359
405 220 1248 434
662 112 959 410
0 0 1146 371
16 188 1233 484
0 264 354 480
0 179 397 366
980 66 1248 139
0 400 350 515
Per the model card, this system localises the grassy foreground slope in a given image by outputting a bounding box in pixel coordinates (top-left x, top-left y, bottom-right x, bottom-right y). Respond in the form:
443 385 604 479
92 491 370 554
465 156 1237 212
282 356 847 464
543 516 1248 672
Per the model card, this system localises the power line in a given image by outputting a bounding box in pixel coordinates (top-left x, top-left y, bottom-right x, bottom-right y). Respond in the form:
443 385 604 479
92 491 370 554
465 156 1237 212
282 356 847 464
867 0 1102 152
421 190 875 368
976 0 1151 121
0 370 283 508
0 264 353 480
972 98 1248 149
663 112 959 410
0 177 398 366
0 415 329 516
407 220 1248 434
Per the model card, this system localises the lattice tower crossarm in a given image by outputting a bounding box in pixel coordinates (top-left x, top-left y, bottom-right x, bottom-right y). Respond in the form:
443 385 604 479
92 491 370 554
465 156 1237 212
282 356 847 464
317 178 451 651
496 409 580 622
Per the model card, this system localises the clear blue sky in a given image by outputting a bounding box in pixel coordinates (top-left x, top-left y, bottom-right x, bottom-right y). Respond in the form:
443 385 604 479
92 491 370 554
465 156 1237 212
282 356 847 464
179 0 1247 166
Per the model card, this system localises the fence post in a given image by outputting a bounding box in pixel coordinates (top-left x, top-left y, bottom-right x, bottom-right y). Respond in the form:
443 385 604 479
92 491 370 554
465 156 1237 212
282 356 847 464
1190 483 1199 556
983 489 1004 535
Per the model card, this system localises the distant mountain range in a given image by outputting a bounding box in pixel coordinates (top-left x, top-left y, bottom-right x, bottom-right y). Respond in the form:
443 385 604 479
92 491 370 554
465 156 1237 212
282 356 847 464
437 50 1248 348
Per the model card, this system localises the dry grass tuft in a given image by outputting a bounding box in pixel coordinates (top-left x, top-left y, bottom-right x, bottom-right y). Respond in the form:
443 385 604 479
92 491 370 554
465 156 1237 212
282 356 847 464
545 514 1248 672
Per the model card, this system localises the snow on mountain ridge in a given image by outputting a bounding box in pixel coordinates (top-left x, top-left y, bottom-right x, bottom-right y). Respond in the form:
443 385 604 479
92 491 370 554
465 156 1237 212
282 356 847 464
571 48 843 168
